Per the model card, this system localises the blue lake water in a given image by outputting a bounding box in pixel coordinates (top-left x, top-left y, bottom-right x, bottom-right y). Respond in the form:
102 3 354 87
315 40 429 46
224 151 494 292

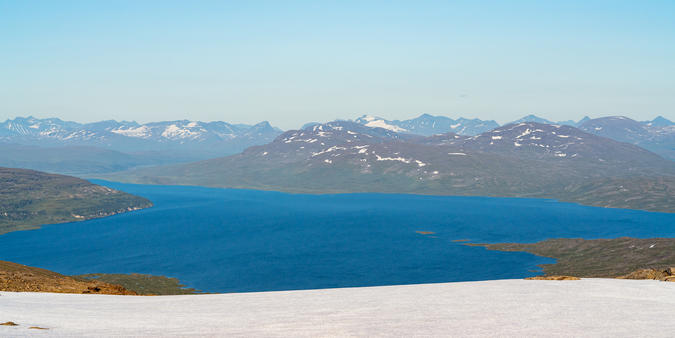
0 181 673 293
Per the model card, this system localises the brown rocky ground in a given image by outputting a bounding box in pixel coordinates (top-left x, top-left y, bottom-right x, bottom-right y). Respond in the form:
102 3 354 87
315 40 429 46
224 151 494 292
0 260 137 295
525 276 580 280
76 273 201 295
618 267 675 282
1 260 200 295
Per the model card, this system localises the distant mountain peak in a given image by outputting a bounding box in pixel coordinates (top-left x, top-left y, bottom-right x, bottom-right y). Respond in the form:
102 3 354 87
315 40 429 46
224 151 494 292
578 116 674 160
354 115 408 132
300 122 320 130
355 114 498 136
251 121 272 129
358 114 377 121
577 116 591 125
510 115 554 125
648 116 674 127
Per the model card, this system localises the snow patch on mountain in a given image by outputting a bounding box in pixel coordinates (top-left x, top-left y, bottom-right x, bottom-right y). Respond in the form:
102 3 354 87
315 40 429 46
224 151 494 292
111 126 152 138
160 124 204 140
0 117 283 160
357 115 408 132
355 114 499 136
375 154 411 163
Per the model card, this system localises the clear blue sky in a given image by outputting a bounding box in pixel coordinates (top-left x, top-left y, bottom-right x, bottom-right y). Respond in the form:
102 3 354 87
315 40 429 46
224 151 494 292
1 0 673 129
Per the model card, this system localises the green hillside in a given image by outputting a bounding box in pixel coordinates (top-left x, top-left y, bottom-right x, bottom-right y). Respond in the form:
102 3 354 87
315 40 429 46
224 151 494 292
0 167 152 235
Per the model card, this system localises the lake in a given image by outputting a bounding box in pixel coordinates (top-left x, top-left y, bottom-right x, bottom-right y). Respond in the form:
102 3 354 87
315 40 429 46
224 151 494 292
0 181 673 293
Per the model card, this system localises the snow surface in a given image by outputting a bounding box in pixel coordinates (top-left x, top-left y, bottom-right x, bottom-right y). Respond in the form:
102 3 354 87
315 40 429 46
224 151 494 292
363 119 407 132
1 279 674 337
161 124 202 139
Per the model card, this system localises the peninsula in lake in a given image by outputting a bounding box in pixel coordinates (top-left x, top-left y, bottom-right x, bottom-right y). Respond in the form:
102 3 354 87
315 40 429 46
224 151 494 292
0 167 152 234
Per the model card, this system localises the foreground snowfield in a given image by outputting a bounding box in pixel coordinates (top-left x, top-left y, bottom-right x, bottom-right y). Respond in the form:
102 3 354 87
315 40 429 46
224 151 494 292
1 279 674 337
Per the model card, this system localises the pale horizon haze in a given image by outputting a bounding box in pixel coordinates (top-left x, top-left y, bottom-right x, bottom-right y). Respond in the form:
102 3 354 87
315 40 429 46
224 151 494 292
1 1 674 129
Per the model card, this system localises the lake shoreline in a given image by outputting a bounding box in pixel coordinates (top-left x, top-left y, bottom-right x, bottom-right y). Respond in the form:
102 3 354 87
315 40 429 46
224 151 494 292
469 237 675 280
0 260 199 295
4 236 674 297
84 178 675 214
2 181 672 293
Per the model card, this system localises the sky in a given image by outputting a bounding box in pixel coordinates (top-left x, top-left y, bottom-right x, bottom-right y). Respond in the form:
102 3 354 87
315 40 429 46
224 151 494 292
1 0 674 129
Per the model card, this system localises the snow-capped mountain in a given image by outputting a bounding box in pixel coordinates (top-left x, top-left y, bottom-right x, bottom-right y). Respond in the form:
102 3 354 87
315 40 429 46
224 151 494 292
578 116 675 161
147 119 671 178
509 115 590 127
354 115 409 133
0 117 283 161
109 119 675 212
250 121 423 165
354 114 499 136
0 117 81 139
460 122 665 164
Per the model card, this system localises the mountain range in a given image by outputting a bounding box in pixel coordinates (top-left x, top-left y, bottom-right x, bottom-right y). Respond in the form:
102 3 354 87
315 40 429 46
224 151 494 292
0 116 283 174
2 113 673 178
351 114 674 161
354 114 499 135
577 116 675 161
509 114 591 126
352 113 598 136
104 119 675 213
0 116 282 156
